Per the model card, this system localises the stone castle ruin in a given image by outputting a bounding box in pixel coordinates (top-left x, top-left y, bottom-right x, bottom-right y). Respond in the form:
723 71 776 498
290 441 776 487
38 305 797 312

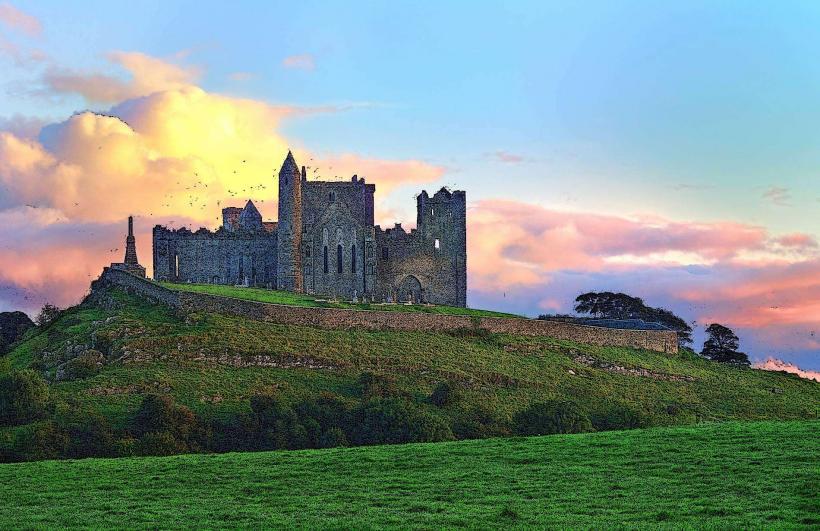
152 152 467 306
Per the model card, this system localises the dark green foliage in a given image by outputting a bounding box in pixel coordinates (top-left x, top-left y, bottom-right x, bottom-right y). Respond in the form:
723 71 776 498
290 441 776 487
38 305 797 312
54 402 115 459
0 370 50 426
701 323 750 365
0 311 34 355
136 431 187 457
36 303 62 328
356 371 400 400
58 350 104 381
514 400 593 435
450 404 510 439
319 427 348 448
130 394 197 453
429 381 463 408
10 421 66 461
351 398 454 445
590 403 650 431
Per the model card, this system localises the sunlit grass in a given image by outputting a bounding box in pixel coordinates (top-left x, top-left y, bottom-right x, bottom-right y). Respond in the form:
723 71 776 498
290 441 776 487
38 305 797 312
159 281 519 318
0 421 816 528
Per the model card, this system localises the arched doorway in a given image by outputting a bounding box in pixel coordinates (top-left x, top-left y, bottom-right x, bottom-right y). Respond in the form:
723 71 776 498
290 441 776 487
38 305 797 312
397 275 422 303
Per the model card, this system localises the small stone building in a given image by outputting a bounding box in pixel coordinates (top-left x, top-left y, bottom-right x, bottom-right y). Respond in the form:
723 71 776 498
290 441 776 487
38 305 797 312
153 152 467 306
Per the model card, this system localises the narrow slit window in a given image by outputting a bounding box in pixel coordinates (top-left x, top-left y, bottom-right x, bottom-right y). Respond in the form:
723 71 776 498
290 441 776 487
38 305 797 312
351 244 357 274
337 244 343 274
323 246 329 273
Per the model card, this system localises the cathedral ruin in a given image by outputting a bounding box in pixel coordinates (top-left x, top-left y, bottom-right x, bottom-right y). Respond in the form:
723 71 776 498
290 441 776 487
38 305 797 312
152 152 467 306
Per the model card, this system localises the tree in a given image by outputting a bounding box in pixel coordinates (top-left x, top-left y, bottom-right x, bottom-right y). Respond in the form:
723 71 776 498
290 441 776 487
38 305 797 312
0 370 50 426
701 323 749 365
36 303 61 327
573 292 693 348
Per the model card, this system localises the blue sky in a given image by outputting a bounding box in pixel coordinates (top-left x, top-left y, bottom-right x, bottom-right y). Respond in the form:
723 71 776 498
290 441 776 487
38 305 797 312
0 1 818 372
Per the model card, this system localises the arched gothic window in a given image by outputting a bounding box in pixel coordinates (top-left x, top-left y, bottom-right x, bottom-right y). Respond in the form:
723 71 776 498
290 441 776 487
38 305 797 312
337 244 343 274
323 245 329 274
351 244 357 274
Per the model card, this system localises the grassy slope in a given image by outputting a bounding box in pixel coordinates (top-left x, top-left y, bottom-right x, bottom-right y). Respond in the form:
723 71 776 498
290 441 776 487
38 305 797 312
3 290 818 428
0 421 817 528
160 281 519 318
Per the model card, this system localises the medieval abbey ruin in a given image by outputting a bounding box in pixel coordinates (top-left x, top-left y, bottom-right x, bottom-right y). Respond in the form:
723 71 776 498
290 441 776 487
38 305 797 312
153 152 467 306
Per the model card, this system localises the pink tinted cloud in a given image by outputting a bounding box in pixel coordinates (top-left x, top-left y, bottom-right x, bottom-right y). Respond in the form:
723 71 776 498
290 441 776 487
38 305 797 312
282 54 315 71
470 199 768 277
775 233 818 249
491 151 525 163
0 3 41 36
754 357 820 382
676 259 820 327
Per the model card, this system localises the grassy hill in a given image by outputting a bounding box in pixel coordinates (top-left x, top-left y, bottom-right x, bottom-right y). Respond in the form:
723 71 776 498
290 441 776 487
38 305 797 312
0 420 816 527
3 287 818 429
159 281 519 318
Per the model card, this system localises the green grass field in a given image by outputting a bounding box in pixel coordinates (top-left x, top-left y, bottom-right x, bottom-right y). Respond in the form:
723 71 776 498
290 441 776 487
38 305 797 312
160 281 519 318
0 420 816 528
4 289 818 429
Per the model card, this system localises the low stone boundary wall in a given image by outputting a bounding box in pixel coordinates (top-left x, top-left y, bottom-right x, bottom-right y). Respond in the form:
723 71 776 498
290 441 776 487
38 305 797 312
94 269 679 354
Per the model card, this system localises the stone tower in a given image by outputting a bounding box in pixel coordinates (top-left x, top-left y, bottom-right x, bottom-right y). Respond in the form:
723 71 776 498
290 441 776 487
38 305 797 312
112 216 146 278
124 216 139 265
416 189 467 307
276 151 304 292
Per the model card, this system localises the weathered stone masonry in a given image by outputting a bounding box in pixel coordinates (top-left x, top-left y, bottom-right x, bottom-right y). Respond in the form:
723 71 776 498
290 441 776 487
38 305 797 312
153 152 468 307
93 268 679 354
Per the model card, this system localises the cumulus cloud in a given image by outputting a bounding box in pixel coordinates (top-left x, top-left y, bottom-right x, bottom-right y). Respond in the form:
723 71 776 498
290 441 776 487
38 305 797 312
754 357 820 382
0 51 452 314
282 53 315 71
0 2 41 36
43 51 202 103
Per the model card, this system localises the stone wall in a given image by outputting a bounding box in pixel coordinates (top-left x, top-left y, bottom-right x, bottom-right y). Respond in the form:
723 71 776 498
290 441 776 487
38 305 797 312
153 225 277 287
95 268 678 354
93 268 182 308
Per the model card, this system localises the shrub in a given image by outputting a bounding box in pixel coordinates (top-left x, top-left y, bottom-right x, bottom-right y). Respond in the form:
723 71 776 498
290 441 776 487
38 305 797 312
57 350 104 381
513 400 593 436
54 401 115 458
0 369 50 426
136 431 186 457
130 394 197 444
450 404 510 439
429 381 463 408
590 404 650 431
250 394 307 450
356 372 400 400
351 398 454 446
11 421 66 461
319 427 349 448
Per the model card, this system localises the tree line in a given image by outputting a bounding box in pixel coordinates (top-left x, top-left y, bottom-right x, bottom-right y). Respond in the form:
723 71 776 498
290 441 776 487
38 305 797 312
0 370 694 463
541 292 750 365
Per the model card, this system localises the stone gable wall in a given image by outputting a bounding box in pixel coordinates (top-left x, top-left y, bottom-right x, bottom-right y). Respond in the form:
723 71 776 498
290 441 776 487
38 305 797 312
95 268 678 354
